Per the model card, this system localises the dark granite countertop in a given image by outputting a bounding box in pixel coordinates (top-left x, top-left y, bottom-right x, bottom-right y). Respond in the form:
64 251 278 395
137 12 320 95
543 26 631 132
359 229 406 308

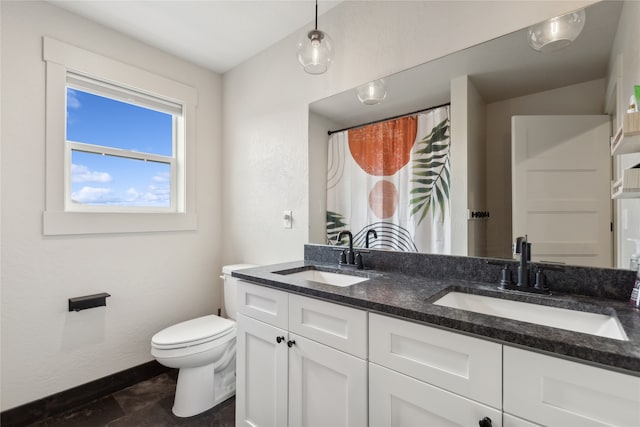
234 259 640 376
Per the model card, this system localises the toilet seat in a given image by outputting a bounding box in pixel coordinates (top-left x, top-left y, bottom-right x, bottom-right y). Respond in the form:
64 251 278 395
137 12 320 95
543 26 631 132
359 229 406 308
152 315 235 350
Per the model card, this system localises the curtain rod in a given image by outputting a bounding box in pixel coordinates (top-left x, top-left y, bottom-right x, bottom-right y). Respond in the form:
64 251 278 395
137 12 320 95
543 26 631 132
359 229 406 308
327 102 450 136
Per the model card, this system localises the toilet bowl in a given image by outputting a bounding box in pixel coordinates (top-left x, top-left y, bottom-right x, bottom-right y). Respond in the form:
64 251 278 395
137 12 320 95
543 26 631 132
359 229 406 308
151 264 255 417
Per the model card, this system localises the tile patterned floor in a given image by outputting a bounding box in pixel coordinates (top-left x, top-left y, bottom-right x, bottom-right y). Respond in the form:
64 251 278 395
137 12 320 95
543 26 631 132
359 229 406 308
27 371 235 427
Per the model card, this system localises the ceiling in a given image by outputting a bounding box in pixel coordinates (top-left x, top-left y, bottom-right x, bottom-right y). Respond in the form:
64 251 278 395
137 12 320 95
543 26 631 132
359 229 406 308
310 1 623 129
46 0 623 126
47 0 342 73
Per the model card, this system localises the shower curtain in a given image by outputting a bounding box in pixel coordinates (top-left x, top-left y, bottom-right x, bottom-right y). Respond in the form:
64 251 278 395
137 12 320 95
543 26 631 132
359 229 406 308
326 105 451 253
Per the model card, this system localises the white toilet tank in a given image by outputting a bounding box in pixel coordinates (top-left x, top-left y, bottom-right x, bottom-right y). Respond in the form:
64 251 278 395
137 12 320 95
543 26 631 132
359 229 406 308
222 264 256 321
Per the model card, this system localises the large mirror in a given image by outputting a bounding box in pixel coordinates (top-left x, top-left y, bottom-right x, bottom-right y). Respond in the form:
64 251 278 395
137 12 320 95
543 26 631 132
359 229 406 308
308 0 640 270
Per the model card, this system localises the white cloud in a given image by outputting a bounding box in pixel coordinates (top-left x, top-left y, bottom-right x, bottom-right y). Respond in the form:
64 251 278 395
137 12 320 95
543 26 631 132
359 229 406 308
71 164 112 183
67 89 81 109
152 172 170 183
71 186 113 204
119 185 170 206
125 188 140 202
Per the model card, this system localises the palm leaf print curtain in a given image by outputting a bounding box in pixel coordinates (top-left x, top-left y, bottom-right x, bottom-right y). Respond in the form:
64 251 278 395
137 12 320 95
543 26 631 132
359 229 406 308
326 105 451 253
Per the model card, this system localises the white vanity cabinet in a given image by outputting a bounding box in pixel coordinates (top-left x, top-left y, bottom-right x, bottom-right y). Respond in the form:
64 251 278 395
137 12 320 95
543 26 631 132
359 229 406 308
504 346 640 427
236 279 639 427
369 313 503 427
236 281 368 427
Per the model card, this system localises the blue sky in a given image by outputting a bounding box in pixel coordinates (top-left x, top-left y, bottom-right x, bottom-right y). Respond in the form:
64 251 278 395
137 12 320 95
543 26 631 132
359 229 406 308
67 88 173 207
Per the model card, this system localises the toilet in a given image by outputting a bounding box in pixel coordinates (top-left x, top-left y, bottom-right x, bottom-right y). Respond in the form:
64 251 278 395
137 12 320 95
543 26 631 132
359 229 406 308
151 264 255 417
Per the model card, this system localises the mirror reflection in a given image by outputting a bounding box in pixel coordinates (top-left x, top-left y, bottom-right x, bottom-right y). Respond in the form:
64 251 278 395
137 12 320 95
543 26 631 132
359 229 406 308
308 0 640 270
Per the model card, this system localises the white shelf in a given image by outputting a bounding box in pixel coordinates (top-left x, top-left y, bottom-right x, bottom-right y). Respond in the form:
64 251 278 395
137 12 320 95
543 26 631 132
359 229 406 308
611 112 640 155
611 168 640 199
612 188 640 199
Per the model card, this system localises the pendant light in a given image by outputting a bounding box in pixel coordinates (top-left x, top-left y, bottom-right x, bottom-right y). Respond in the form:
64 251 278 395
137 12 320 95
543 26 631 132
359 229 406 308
528 9 586 53
296 0 334 74
357 80 387 105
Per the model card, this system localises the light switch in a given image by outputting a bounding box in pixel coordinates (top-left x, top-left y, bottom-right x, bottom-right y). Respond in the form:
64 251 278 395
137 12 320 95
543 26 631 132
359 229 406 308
283 210 292 228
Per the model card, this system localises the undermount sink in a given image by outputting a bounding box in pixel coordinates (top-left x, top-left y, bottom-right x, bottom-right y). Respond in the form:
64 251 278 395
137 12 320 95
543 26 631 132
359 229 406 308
277 269 369 287
434 291 628 341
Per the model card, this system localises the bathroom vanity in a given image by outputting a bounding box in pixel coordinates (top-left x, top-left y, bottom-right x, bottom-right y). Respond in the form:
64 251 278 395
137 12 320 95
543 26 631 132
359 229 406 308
234 245 640 427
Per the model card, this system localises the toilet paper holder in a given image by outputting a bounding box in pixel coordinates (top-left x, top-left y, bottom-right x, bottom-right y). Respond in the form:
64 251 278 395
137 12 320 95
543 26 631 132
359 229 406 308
68 292 111 312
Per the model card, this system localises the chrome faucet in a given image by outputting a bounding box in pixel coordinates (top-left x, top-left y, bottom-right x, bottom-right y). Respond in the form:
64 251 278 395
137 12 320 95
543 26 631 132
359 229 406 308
366 229 377 248
337 230 355 265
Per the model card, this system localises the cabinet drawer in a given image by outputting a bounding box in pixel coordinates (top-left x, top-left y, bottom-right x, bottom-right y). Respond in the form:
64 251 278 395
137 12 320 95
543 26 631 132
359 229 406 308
237 280 288 329
369 313 502 409
369 363 502 427
504 346 640 427
288 294 367 358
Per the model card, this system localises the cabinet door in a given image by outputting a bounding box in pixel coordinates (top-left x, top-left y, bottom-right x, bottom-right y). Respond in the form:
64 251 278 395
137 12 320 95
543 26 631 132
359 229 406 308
369 363 502 427
236 314 288 427
369 313 502 409
288 333 367 427
504 346 640 427
503 413 542 427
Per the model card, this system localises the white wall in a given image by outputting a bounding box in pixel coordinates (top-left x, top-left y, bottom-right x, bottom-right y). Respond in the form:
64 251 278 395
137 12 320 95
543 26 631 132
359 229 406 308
308 112 341 245
485 78 606 259
466 79 488 257
222 0 595 266
450 76 471 256
450 75 488 257
1 1 222 410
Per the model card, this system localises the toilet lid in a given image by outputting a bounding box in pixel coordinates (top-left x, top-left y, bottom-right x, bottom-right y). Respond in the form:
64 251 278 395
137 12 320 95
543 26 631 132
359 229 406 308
152 315 235 348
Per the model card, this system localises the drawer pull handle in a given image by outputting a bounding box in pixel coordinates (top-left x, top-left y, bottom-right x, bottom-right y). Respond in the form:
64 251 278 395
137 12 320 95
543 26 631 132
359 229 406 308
478 417 492 427
287 340 296 348
276 336 285 344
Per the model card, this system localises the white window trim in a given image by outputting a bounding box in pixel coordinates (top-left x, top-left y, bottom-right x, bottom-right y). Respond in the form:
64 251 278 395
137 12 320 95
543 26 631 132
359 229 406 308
43 37 198 235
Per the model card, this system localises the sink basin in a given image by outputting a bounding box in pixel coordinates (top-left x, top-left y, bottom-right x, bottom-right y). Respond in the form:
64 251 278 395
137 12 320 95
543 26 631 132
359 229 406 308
279 269 369 287
433 292 628 341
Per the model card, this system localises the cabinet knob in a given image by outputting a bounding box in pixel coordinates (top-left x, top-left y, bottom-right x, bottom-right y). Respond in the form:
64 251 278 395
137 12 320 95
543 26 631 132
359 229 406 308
478 416 492 427
276 336 285 344
287 339 296 348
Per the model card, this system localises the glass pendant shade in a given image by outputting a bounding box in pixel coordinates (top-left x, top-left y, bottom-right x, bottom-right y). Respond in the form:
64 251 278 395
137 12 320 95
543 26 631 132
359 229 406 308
357 80 387 105
296 29 334 74
528 9 586 53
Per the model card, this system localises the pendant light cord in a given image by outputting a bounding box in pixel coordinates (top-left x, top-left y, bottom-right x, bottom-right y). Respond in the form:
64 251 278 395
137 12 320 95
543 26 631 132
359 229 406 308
315 0 318 30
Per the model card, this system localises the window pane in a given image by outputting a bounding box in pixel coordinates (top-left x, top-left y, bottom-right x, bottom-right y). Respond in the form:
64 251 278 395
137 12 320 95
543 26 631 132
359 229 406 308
71 150 171 208
67 88 173 156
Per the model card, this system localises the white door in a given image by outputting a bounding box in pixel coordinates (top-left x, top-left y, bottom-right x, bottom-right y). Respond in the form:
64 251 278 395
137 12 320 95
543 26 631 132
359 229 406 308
369 363 502 427
288 334 367 427
512 115 612 267
236 314 288 427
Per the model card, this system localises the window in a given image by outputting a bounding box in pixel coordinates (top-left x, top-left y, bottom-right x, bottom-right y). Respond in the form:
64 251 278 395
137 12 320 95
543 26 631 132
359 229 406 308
43 37 198 235
66 74 180 211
